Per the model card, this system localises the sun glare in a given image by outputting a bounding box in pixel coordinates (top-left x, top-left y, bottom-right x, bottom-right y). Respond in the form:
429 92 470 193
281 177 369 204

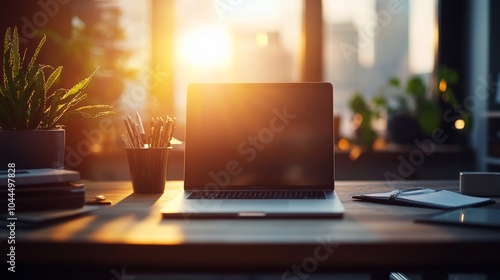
256 32 269 47
177 27 233 68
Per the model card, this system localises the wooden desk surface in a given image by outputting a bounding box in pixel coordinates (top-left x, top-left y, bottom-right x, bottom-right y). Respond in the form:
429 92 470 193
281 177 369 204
8 180 500 274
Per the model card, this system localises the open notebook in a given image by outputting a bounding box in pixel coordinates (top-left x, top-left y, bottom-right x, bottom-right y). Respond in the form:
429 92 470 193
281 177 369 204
352 188 494 209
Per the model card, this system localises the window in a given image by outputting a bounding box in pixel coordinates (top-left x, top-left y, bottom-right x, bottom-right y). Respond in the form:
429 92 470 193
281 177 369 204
173 0 302 124
111 0 438 144
322 0 438 138
72 0 438 141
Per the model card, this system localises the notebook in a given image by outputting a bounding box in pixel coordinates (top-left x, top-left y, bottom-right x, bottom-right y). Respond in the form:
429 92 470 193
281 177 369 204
161 83 344 218
352 188 495 209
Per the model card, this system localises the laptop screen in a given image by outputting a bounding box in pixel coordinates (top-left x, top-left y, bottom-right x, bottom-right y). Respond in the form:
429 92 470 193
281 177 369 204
184 83 334 191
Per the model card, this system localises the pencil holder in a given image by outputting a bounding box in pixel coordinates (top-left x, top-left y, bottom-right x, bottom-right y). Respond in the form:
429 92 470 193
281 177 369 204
126 147 172 194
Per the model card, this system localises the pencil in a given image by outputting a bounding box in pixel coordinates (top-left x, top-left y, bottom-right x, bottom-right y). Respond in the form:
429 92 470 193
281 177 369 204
136 112 146 144
124 118 138 147
125 113 176 148
153 117 161 147
165 117 174 147
128 115 144 147
149 117 155 148
121 134 133 148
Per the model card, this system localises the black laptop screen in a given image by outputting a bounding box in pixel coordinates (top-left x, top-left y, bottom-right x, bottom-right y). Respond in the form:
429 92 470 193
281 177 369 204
184 83 334 191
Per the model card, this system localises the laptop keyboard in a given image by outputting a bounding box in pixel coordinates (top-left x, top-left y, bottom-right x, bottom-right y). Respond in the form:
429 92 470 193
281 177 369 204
187 191 327 199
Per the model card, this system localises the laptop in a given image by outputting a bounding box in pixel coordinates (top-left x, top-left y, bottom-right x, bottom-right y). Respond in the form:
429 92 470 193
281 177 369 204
161 83 344 218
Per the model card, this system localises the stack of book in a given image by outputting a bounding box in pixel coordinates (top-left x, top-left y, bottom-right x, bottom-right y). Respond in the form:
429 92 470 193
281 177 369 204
1 169 85 213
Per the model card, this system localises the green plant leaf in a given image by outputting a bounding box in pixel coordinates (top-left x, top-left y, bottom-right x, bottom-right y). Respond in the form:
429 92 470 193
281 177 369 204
349 93 370 115
26 71 47 129
3 27 11 87
58 91 87 107
388 77 400 88
373 96 387 108
45 66 62 93
47 91 90 128
23 58 49 109
45 88 66 128
62 70 96 100
47 71 97 127
406 76 426 98
416 99 441 135
10 27 20 80
0 82 18 129
21 69 46 127
3 35 16 99
27 34 46 71
58 105 114 124
3 27 11 57
0 94 15 129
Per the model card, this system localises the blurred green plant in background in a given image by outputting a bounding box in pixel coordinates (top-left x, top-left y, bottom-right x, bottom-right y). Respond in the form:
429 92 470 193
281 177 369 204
349 66 470 147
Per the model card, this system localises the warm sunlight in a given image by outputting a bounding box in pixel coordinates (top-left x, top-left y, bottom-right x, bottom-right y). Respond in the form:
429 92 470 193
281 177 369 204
256 32 269 47
176 27 233 68
409 0 436 73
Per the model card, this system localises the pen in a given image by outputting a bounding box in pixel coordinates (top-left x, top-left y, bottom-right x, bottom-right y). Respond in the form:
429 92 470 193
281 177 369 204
390 187 426 199
136 112 146 144
398 187 425 193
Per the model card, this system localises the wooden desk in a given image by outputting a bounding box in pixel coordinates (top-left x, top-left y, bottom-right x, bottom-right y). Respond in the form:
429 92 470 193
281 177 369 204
6 180 500 278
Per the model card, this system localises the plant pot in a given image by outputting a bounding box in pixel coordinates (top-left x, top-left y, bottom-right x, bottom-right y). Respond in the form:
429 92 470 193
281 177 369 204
386 114 425 144
0 129 65 170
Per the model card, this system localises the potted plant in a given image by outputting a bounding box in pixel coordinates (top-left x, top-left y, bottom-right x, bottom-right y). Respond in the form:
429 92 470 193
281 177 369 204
0 27 113 170
349 66 470 145
380 75 442 144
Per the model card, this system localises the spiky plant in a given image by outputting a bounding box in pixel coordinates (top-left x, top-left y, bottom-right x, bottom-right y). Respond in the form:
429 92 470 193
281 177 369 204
0 27 113 130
